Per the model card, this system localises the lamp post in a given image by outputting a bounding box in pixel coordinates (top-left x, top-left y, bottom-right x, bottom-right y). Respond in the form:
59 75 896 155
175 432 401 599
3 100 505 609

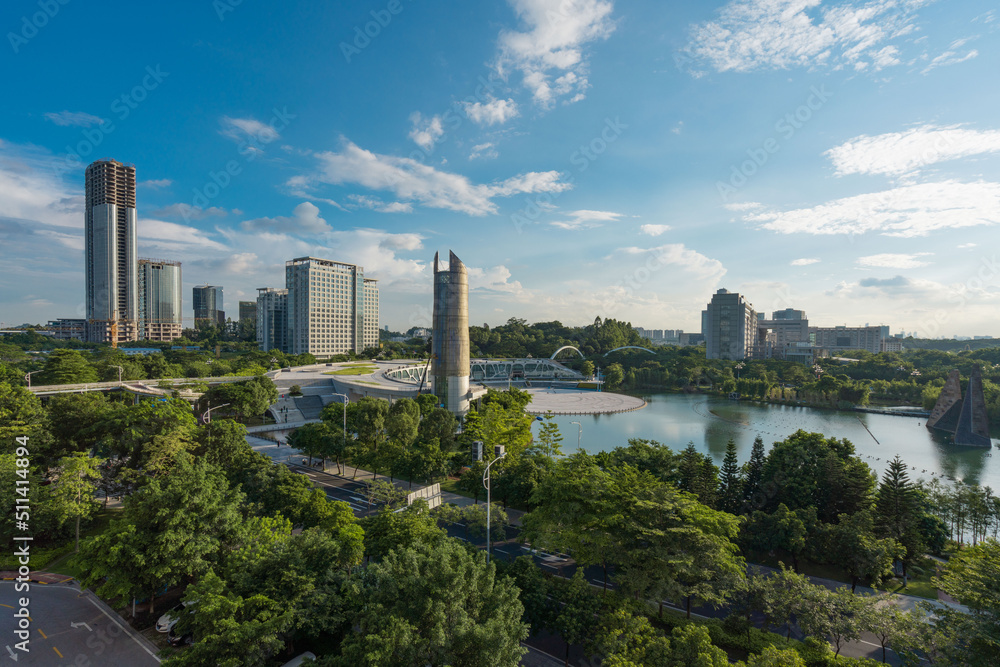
570 421 582 449
110 365 124 385
203 402 231 424
735 361 745 380
331 392 349 474
24 370 41 388
482 447 507 563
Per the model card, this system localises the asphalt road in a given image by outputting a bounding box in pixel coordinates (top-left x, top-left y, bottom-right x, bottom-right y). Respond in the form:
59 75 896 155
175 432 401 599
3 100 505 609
0 582 160 666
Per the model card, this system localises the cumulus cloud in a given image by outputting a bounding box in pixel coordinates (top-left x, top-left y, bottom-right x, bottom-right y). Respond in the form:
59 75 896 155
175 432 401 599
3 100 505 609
640 224 671 236
745 180 1000 237
150 203 229 221
220 116 281 155
292 140 571 215
825 125 1000 177
408 113 445 150
462 97 520 126
496 0 616 108
685 0 929 74
791 258 820 266
856 252 933 268
137 218 229 254
550 209 623 230
347 195 414 213
139 178 173 189
615 244 727 281
241 202 329 233
44 111 104 127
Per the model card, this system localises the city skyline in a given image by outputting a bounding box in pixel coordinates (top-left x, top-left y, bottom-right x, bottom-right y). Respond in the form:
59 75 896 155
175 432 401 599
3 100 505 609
2 1 999 335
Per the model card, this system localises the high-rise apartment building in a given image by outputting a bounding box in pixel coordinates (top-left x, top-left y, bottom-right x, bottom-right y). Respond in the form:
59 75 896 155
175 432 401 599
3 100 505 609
193 285 225 325
85 159 138 344
285 257 378 356
256 288 288 352
809 325 886 354
703 289 758 360
138 259 182 341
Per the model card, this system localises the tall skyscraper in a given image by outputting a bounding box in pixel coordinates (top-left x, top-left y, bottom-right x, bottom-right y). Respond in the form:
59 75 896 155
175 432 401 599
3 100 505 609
138 259 182 341
704 289 758 360
85 158 138 344
238 300 257 324
431 251 471 415
256 288 288 352
193 285 225 325
285 257 378 355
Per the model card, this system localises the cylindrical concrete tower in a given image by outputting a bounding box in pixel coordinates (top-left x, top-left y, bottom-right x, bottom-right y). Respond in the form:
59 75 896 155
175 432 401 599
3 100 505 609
431 251 470 415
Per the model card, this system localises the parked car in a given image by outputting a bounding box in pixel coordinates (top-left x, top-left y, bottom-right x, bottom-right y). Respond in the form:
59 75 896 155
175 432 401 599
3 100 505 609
167 627 193 647
156 600 196 633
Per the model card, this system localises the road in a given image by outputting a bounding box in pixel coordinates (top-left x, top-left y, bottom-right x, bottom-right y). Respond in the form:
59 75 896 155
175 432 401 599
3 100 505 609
0 581 160 666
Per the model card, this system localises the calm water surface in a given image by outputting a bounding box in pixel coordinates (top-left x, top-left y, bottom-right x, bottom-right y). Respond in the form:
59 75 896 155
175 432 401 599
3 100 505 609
548 393 1000 491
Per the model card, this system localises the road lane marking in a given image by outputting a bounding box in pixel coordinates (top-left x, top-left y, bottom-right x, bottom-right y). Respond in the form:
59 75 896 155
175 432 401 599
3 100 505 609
53 647 63 658
38 629 47 639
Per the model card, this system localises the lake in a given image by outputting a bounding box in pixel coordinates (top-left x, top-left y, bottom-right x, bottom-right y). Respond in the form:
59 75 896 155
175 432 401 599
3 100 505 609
546 393 1000 491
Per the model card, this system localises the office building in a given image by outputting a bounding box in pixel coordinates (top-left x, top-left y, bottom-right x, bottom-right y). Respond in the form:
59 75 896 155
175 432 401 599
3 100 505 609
256 288 288 352
809 325 885 354
432 251 471 415
46 318 87 341
758 308 810 359
703 289 758 360
239 300 257 324
193 285 225 325
285 257 379 356
85 159 138 344
138 259 182 341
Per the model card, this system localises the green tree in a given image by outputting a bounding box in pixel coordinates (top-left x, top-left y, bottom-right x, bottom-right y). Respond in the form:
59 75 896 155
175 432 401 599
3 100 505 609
360 500 446 562
75 454 244 614
875 455 925 581
667 624 728 667
50 452 103 552
834 510 904 592
932 538 1000 665
0 381 47 447
604 362 625 390
581 360 595 377
742 435 767 512
337 539 528 666
741 646 806 667
528 413 564 458
740 504 810 572
589 606 671 667
719 439 744 514
552 569 600 666
39 349 98 385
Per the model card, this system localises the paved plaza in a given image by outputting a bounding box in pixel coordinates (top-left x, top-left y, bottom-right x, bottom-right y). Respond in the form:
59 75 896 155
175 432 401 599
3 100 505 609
522 386 646 415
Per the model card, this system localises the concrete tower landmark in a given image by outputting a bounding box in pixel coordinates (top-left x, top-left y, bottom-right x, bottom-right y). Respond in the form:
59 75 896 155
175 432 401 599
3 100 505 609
432 251 470 415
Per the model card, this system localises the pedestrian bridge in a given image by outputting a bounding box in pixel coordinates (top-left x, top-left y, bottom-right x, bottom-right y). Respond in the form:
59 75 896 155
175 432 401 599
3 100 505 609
381 358 584 384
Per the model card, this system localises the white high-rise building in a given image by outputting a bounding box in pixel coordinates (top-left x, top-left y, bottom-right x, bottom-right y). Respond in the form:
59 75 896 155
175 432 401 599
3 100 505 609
703 289 758 360
138 258 182 341
85 159 138 344
285 257 378 355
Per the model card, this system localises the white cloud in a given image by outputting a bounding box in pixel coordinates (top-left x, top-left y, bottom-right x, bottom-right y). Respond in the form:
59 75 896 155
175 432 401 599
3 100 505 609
746 181 1000 237
496 0 616 108
220 116 281 154
826 125 1000 177
615 244 727 281
294 140 571 216
137 218 229 254
550 209 623 230
724 201 763 212
470 142 499 160
241 202 329 233
791 258 820 266
408 113 445 150
856 252 933 269
139 178 172 189
958 243 977 249
462 97 520 126
347 195 414 214
640 224 671 236
922 38 979 74
44 111 104 127
685 0 929 74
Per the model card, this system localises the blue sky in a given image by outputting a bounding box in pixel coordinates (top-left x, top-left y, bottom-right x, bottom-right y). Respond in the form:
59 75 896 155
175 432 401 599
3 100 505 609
1 0 998 336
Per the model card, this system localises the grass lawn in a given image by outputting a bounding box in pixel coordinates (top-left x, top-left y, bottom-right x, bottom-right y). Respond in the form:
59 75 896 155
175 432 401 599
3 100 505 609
439 477 480 502
324 366 378 376
880 557 940 600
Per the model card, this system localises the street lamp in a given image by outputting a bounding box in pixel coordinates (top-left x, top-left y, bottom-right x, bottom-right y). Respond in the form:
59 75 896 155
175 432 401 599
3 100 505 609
482 445 507 563
110 365 124 385
570 421 582 449
331 392 349 474
24 370 41 388
735 361 745 380
203 403 231 424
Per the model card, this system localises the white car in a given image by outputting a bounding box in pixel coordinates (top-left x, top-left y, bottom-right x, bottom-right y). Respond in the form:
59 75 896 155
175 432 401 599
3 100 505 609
155 600 196 633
